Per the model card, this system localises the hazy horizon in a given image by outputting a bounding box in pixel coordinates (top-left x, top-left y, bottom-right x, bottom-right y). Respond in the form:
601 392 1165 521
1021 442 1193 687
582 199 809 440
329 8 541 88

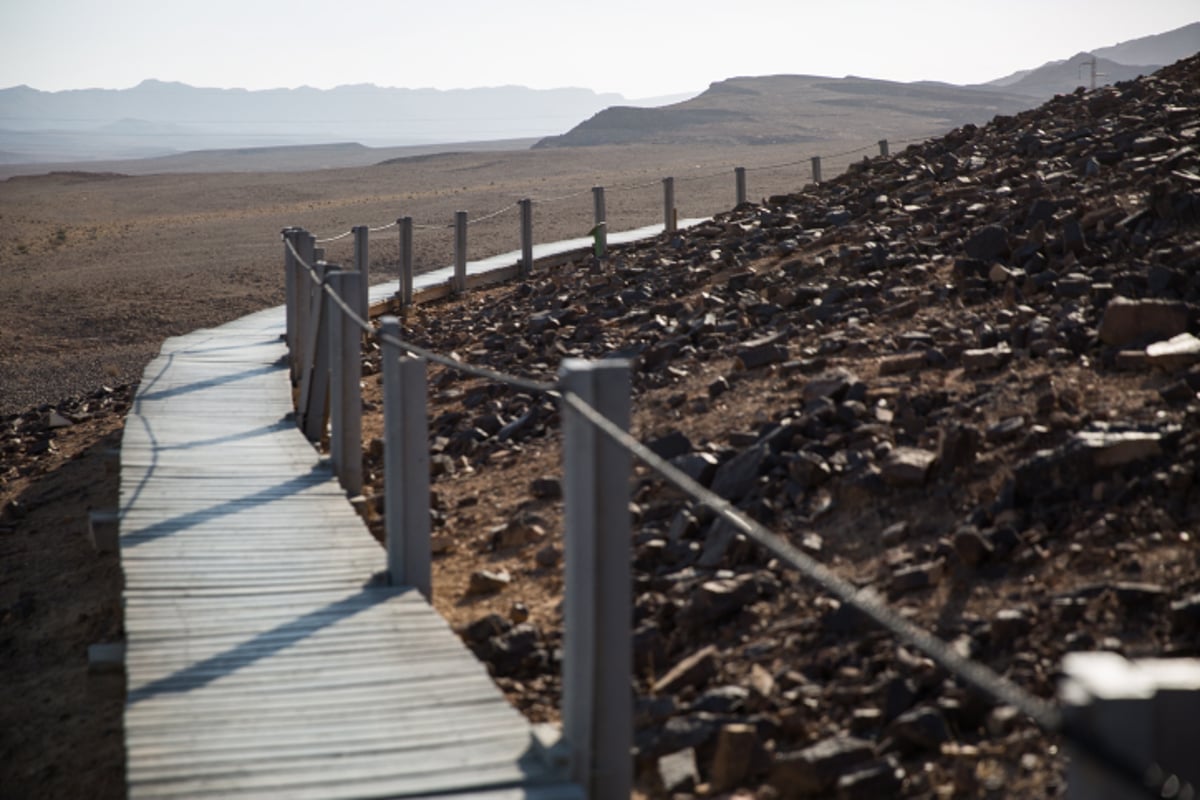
2 1 1195 98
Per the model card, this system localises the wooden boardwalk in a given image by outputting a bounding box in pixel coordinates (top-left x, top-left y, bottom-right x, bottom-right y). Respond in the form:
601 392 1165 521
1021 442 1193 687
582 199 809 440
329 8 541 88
118 304 581 799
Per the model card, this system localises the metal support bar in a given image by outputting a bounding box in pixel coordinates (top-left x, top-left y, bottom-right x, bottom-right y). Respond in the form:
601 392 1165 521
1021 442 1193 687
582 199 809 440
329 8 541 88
560 359 633 800
811 156 822 185
519 198 533 276
663 177 676 234
380 316 432 599
352 225 369 321
735 167 747 207
300 261 332 442
293 231 317 385
283 227 298 358
453 211 468 294
879 139 889 157
328 269 363 496
591 187 607 257
398 216 414 307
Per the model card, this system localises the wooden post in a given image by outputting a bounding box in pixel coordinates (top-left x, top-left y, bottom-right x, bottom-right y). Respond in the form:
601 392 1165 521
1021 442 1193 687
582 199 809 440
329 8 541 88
352 225 369 321
879 139 889 157
293 230 317 385
398 216 414 307
380 316 432 599
519 198 533 277
559 359 633 800
811 156 822 184
453 211 468 295
1061 652 1200 799
283 227 298 358
328 269 363 496
591 186 607 257
735 167 747 207
300 261 332 443
663 177 676 233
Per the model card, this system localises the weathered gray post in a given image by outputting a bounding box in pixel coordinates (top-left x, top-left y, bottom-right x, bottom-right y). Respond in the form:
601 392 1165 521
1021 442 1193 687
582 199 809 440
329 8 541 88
591 186 607 257
811 156 822 184
1061 652 1200 799
398 216 414 307
283 227 298 360
559 359 633 800
519 198 534 276
735 167 747 206
293 230 317 385
453 211 468 294
663 177 676 233
300 261 333 442
879 139 889 157
352 225 369 321
379 316 432 599
328 269 363 496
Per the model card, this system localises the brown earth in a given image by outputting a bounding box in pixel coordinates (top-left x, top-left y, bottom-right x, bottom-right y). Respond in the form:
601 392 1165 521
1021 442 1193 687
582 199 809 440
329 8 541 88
0 138 887 798
4 54 1200 799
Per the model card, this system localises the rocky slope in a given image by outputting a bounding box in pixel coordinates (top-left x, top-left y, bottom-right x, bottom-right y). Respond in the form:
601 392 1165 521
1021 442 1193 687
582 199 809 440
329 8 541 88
357 54 1200 797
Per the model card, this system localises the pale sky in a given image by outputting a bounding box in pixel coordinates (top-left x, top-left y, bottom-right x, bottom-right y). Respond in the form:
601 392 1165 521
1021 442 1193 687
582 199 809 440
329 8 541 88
1 0 1196 98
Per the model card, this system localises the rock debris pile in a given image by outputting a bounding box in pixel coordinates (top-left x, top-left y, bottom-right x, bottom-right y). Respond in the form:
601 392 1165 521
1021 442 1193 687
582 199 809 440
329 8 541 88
358 55 1200 798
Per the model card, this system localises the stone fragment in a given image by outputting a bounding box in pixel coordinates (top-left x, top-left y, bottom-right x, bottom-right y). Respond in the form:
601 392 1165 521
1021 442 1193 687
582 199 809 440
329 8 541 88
681 575 760 627
736 342 789 370
890 560 944 595
881 447 937 486
529 476 562 499
889 705 951 751
879 352 925 375
1098 297 1189 346
652 644 718 694
964 225 1010 261
709 723 762 791
1146 333 1200 370
467 569 511 596
47 410 73 429
1073 430 1162 468
646 430 693 460
534 543 561 568
962 344 1012 371
656 748 699 794
770 736 875 796
836 759 903 799
671 452 720 486
953 527 993 567
710 444 768 501
1170 594 1200 628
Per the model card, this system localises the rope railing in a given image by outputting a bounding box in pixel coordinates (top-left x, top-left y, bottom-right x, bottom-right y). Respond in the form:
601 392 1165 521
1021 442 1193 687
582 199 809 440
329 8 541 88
307 135 925 242
279 128 1193 798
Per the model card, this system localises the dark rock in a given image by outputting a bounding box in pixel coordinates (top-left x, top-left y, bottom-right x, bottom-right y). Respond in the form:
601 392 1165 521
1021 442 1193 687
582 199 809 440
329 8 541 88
652 644 719 694
710 444 768 501
953 526 993 567
1098 297 1189 346
646 430 693 460
770 736 875 796
889 705 951 751
964 224 1010 261
881 447 937 486
529 476 562 499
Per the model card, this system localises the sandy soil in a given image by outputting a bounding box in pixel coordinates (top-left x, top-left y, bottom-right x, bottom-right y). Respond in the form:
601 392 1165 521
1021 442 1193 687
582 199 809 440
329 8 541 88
0 139 880 799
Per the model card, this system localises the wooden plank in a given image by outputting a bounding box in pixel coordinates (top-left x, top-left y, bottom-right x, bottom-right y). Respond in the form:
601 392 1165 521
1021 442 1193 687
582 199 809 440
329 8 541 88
119 300 578 799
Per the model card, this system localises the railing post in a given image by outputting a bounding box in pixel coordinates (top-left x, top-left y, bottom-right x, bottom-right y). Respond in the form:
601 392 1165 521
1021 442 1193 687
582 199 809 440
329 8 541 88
300 261 333 442
879 138 889 157
293 230 317 385
380 316 432 599
453 211 468 295
663 176 676 233
398 216 414 307
735 167 747 206
591 186 607 257
352 225 369 321
328 268 363 496
1061 652 1200 799
559 358 633 800
519 198 533 277
811 156 822 184
282 227 298 358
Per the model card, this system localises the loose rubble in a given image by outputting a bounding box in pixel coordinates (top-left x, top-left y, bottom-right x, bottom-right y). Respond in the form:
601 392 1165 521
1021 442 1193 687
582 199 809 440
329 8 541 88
355 55 1200 798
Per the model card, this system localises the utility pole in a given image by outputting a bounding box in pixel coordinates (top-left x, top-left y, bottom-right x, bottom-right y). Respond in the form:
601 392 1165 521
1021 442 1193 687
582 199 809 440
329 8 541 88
1079 55 1106 91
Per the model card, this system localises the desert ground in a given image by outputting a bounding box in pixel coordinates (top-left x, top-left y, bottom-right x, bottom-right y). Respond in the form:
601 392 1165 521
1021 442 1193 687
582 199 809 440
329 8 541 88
0 137 887 799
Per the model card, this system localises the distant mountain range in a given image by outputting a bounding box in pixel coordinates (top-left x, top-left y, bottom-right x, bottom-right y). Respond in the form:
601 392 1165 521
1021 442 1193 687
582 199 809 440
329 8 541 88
1 22 1196 165
537 22 1198 149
